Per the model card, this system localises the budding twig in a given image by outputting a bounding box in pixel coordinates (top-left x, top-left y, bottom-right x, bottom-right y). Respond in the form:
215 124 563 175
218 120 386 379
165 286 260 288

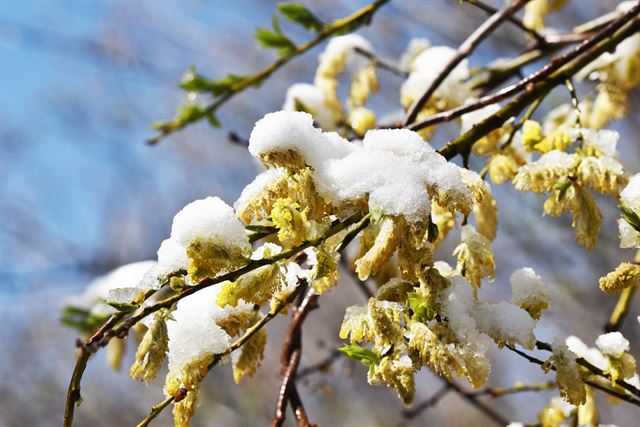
147 0 390 145
64 212 363 427
353 46 409 78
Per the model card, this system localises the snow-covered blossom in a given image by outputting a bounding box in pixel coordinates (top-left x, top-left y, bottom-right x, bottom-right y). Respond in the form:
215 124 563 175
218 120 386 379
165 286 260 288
453 225 495 291
509 267 550 319
514 150 577 193
401 46 473 108
315 34 378 113
170 196 252 282
619 173 640 248
64 261 156 315
398 38 431 72
283 83 335 130
171 196 249 251
565 335 608 371
319 34 372 72
596 332 629 358
164 286 257 426
249 111 478 223
166 286 245 376
234 168 287 223
474 301 537 349
549 337 586 405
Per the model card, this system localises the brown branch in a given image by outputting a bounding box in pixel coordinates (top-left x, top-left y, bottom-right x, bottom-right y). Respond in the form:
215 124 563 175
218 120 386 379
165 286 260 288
410 4 640 136
272 288 319 427
435 8 640 159
402 384 450 419
403 0 529 126
445 380 511 426
463 0 546 45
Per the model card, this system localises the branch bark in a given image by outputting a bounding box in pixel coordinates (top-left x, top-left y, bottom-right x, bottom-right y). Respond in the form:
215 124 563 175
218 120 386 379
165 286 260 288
272 289 319 427
434 6 640 159
403 0 529 126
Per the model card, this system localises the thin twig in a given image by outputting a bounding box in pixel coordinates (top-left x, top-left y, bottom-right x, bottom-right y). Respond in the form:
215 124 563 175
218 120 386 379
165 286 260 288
402 384 450 419
135 396 174 427
410 4 640 136
354 46 408 78
403 0 528 126
148 0 390 144
446 380 511 426
297 348 343 379
463 0 546 45
273 288 319 427
136 281 308 427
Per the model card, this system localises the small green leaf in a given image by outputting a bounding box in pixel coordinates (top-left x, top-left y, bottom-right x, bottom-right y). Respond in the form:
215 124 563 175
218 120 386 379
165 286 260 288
370 208 384 224
620 204 640 232
407 292 434 322
104 300 138 313
277 3 324 32
60 306 111 333
179 66 216 93
177 103 206 123
180 67 246 97
339 344 379 366
206 111 221 128
554 180 571 202
272 13 283 34
255 27 296 56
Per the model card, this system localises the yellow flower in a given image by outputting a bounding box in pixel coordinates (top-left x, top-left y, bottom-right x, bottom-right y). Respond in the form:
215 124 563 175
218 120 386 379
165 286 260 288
271 198 307 247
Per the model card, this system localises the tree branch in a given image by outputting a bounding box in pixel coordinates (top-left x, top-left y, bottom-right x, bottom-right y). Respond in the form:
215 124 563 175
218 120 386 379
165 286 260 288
64 211 363 427
136 280 308 427
507 343 640 406
272 289 319 427
147 0 390 145
463 0 546 46
403 0 529 126
445 380 511 425
402 384 450 419
353 46 409 78
434 7 640 159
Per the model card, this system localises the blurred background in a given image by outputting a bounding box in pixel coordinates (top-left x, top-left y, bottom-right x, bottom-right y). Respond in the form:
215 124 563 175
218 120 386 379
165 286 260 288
1 1 638 426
